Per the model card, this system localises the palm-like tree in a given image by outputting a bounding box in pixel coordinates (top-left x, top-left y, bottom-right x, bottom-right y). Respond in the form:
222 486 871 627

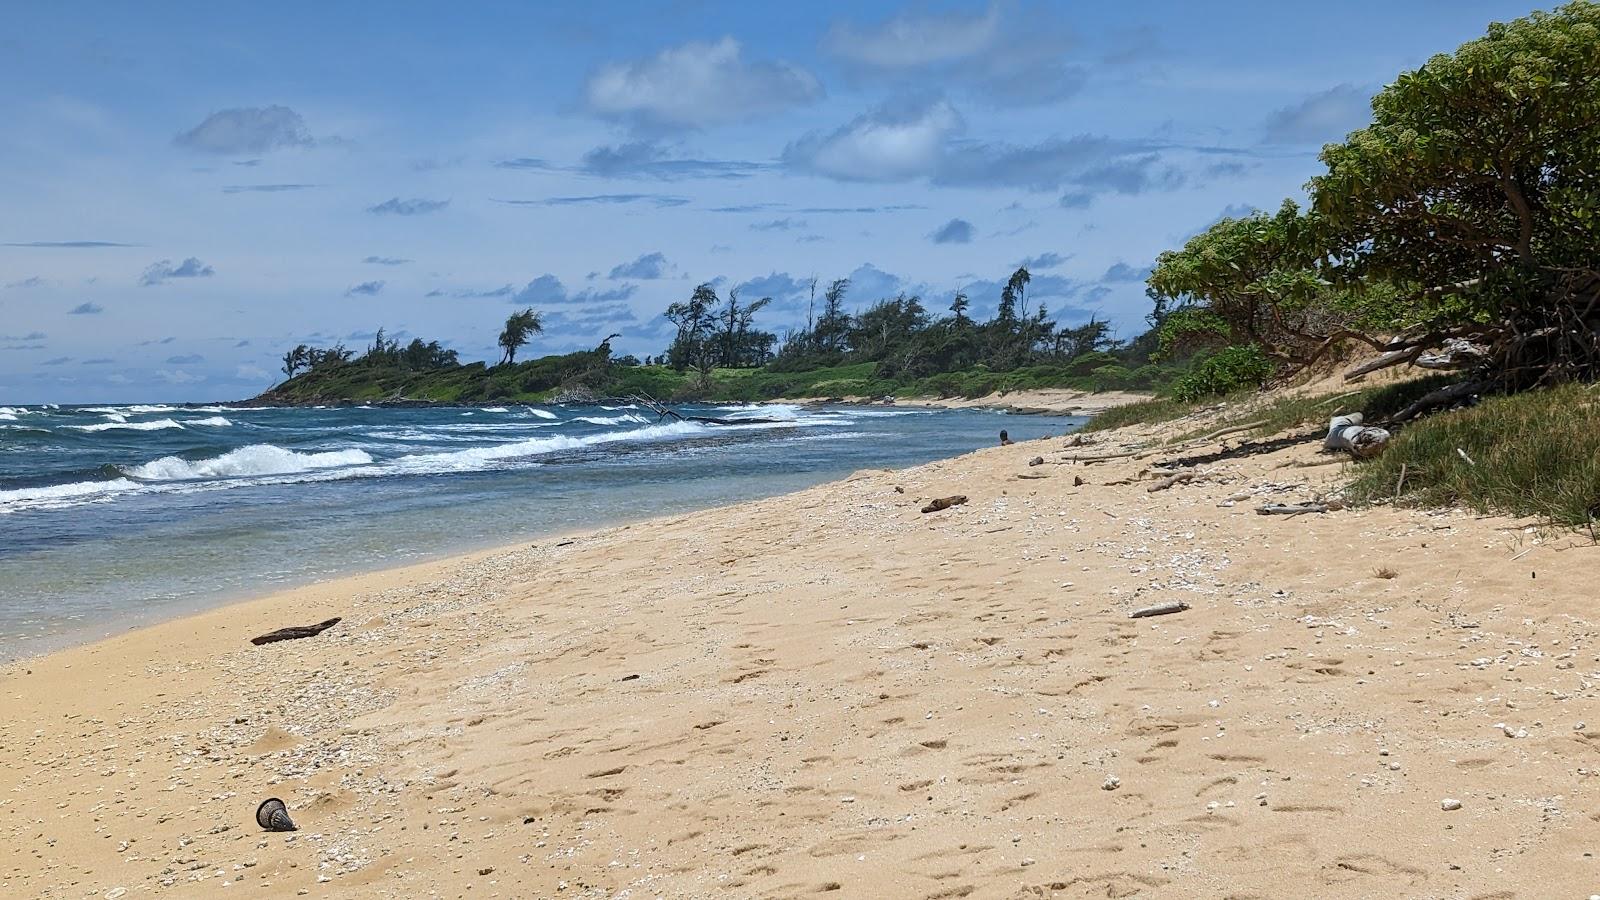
498 308 543 365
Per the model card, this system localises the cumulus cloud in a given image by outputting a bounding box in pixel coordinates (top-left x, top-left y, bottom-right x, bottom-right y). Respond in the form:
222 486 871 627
930 218 975 244
826 4 1001 68
165 353 204 364
1016 252 1068 270
824 4 1084 107
174 105 314 155
785 97 1183 205
362 256 411 266
1262 84 1373 145
1102 262 1151 282
41 356 71 366
608 252 670 280
507 275 637 307
585 36 822 130
367 197 450 216
5 276 45 289
140 257 215 286
734 272 812 307
345 280 385 296
784 97 962 182
68 302 104 315
0 331 47 341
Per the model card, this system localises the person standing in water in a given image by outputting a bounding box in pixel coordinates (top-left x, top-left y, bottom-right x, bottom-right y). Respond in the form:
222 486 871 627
999 430 1013 446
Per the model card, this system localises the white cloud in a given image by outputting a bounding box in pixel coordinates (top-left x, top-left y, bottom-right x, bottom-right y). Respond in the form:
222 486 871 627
825 4 1001 68
1262 84 1373 145
585 37 822 129
174 106 313 155
784 98 962 182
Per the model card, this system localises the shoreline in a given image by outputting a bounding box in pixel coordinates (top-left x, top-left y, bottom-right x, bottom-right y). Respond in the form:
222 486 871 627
5 401 1593 897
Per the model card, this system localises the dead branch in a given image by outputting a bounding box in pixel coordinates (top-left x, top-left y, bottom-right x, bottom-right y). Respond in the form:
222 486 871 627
1256 503 1329 516
921 495 968 513
251 617 341 646
1147 470 1202 493
1129 601 1189 619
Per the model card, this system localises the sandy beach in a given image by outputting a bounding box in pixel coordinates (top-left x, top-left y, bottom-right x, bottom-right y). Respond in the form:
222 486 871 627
3 401 1597 899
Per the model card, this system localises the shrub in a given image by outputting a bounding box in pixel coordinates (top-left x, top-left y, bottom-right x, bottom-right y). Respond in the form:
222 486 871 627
1170 345 1274 402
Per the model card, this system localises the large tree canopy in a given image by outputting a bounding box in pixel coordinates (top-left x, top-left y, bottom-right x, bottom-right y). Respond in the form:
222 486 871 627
1150 2 1600 413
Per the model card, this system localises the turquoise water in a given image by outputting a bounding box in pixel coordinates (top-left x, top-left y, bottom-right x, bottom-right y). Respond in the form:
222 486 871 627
0 401 1081 659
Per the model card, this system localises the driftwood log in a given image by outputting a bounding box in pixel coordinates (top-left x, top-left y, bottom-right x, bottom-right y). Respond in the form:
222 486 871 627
921 495 968 513
1323 413 1390 459
250 617 341 646
1129 601 1189 618
1256 503 1329 516
1147 470 1201 493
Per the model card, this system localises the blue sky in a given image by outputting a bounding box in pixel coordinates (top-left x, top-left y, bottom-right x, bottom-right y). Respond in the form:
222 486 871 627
0 0 1543 402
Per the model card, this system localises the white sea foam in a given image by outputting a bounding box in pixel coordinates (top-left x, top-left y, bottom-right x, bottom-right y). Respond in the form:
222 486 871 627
125 405 176 414
481 406 509 413
525 408 558 419
185 416 233 427
0 478 142 512
66 418 186 433
126 445 373 481
390 420 711 473
576 414 648 426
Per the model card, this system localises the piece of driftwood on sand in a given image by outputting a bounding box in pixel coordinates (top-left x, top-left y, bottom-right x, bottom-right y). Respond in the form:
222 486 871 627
250 617 341 646
1129 601 1189 618
1256 503 1330 516
921 495 968 513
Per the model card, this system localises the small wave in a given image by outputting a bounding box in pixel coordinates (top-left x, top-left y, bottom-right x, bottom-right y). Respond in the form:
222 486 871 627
126 445 373 481
481 406 509 413
0 478 142 512
576 414 648 426
525 408 558 420
185 416 233 427
719 403 804 422
390 420 711 473
599 404 639 411
125 405 176 414
66 418 185 433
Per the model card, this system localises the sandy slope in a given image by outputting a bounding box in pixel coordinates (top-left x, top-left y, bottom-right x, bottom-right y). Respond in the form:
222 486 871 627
2 405 1597 899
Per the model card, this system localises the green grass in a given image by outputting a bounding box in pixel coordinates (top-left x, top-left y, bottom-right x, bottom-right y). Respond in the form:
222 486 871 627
1347 383 1600 526
1081 396 1201 432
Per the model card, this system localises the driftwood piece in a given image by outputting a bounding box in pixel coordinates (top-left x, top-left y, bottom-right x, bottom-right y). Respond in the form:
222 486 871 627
921 495 968 514
1129 601 1189 619
1256 503 1329 516
1028 456 1045 467
1147 470 1200 493
251 617 341 646
1323 413 1390 459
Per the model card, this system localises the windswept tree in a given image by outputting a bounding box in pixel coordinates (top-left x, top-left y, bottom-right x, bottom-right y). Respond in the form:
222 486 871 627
498 308 543 365
281 344 310 379
665 283 720 386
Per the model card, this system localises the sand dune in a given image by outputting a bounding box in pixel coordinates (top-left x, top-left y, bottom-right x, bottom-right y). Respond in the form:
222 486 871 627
2 405 1595 898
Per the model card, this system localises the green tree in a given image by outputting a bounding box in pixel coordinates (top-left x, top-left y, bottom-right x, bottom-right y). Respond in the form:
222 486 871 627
497 308 544 365
666 283 720 386
1311 1 1600 394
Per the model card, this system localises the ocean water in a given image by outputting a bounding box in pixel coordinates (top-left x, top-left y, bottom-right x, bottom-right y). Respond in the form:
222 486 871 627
0 402 1082 659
